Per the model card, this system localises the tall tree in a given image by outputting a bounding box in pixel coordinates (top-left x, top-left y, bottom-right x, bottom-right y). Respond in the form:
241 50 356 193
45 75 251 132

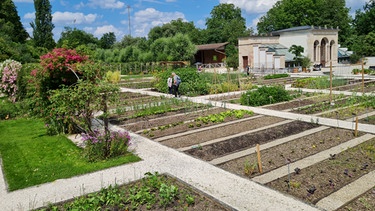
353 0 375 36
0 0 29 43
257 0 351 43
205 3 250 45
99 32 116 49
57 27 98 49
30 0 55 49
147 18 203 44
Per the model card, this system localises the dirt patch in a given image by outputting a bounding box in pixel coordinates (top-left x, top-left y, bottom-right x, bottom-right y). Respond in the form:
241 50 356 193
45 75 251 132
218 128 364 178
266 138 375 205
185 121 318 161
140 112 256 139
337 187 375 211
121 107 228 132
160 115 285 149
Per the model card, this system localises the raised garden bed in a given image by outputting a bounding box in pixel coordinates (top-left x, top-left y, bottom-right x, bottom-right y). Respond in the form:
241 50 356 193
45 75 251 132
218 128 363 178
184 121 318 161
266 138 375 206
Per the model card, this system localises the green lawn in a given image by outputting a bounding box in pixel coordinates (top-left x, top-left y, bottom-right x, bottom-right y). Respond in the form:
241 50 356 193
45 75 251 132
0 118 141 191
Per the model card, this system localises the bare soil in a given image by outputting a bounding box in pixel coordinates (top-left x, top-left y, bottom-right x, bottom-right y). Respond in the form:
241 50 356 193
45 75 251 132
337 187 375 211
121 107 228 132
140 112 257 139
184 121 318 161
160 115 285 149
218 128 364 178
266 138 375 206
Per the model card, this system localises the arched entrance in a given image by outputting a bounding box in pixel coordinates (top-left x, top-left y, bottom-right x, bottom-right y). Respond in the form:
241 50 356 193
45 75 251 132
313 40 319 62
320 38 328 67
329 40 335 63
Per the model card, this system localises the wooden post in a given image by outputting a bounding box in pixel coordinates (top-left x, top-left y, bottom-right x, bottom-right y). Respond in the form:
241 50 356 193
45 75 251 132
362 57 365 94
354 116 359 137
329 61 333 104
256 144 263 173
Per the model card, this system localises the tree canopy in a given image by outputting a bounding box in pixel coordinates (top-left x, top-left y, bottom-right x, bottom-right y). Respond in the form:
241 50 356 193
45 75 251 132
353 0 375 36
30 0 55 50
257 0 351 43
0 0 28 43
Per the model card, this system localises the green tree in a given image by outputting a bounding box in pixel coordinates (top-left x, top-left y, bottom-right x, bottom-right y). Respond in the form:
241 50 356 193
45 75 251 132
289 45 304 65
353 0 375 36
57 27 99 49
99 32 116 49
205 3 249 44
257 0 351 43
147 18 202 44
0 0 29 43
30 0 55 50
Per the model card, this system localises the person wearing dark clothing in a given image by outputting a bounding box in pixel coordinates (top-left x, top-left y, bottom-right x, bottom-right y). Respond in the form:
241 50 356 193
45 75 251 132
172 72 181 97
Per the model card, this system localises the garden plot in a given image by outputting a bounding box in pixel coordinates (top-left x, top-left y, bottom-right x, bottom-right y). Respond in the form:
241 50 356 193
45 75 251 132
119 77 154 89
265 137 375 207
106 86 375 211
332 79 375 92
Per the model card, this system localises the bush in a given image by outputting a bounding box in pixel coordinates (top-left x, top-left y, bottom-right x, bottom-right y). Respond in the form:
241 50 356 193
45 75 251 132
0 97 21 119
240 85 292 106
264 73 289 80
82 130 131 162
0 59 22 102
153 67 210 96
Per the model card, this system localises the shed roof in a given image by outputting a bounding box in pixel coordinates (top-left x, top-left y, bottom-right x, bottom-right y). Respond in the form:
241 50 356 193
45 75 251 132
196 42 229 51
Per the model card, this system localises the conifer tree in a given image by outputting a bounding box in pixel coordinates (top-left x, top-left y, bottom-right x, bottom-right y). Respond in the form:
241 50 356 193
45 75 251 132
30 0 55 49
0 0 29 43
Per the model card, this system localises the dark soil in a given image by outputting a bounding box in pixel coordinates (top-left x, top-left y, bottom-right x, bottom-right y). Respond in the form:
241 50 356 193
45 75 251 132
122 107 228 132
218 128 364 178
140 112 256 139
337 187 375 211
184 121 318 161
359 115 375 125
266 138 375 205
160 115 285 149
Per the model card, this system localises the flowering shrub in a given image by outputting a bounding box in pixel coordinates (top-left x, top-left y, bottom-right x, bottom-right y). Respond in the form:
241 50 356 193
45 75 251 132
81 130 131 162
0 59 22 102
39 48 89 88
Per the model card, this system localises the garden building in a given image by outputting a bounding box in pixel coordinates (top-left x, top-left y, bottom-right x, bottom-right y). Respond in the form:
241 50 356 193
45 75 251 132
238 26 339 72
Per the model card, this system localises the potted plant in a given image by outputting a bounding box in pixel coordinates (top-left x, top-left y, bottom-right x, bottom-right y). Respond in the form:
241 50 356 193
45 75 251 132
301 56 312 72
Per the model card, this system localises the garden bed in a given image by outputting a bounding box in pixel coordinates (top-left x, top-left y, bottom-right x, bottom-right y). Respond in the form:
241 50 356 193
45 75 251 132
184 120 318 161
159 115 285 149
265 138 375 205
218 128 363 178
36 172 232 211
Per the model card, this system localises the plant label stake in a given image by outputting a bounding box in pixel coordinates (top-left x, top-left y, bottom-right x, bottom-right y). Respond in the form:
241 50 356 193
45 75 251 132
256 144 263 173
354 116 359 137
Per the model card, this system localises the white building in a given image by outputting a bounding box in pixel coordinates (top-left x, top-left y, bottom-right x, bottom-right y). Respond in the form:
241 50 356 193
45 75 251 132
238 26 339 72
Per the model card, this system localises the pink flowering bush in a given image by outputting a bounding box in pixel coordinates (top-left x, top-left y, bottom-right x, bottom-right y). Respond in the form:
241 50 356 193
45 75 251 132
39 48 89 89
0 59 22 102
81 130 132 162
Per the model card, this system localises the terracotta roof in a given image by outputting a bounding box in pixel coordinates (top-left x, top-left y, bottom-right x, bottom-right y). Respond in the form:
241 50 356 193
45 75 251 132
196 42 229 51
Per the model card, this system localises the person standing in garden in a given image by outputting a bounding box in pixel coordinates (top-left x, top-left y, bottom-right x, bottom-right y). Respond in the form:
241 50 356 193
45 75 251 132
167 75 173 94
172 72 181 97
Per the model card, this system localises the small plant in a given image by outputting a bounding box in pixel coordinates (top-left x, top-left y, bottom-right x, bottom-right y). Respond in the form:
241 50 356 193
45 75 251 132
244 160 257 176
81 130 131 162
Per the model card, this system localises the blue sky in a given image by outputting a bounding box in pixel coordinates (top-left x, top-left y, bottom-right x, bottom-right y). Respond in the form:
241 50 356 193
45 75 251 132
14 0 368 42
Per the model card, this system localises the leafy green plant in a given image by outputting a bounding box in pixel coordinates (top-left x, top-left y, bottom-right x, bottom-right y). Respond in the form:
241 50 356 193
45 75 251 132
244 160 257 176
240 85 292 106
264 73 289 80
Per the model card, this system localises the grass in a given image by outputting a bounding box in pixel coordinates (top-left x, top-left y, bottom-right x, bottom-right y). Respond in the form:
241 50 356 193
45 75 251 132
0 118 141 191
121 74 153 79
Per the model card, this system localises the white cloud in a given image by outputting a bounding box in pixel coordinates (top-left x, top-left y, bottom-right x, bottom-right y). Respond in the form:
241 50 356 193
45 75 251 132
92 25 123 38
24 12 35 19
346 0 367 11
131 8 185 37
219 0 278 14
52 12 98 25
86 0 125 9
